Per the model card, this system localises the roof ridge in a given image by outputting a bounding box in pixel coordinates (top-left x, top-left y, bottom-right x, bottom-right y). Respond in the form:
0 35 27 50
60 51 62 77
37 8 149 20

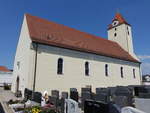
26 13 120 46
26 14 106 38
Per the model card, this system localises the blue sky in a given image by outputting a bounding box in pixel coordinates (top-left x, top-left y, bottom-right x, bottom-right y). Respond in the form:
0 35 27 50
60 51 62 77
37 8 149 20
0 0 149 74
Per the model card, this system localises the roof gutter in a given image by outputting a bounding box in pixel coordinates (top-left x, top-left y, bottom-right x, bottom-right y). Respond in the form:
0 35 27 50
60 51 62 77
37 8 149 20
32 40 141 64
139 63 143 85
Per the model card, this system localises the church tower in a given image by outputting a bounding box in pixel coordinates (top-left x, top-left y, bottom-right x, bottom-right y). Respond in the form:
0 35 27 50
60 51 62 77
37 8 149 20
108 13 134 56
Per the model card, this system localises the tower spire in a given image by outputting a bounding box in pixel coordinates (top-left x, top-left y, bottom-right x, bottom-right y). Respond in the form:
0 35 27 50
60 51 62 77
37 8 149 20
108 13 134 56
108 12 130 30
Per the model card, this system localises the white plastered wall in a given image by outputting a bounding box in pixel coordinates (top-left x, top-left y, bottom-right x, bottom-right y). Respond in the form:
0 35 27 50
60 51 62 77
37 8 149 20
33 44 141 95
108 24 133 53
11 15 33 95
108 24 139 61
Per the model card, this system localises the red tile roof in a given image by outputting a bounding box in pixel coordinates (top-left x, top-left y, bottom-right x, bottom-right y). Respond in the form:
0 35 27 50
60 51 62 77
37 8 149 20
26 14 139 63
108 13 130 29
0 66 11 72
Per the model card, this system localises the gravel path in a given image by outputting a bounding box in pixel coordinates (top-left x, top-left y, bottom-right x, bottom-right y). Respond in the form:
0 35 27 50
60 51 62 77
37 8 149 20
0 87 18 113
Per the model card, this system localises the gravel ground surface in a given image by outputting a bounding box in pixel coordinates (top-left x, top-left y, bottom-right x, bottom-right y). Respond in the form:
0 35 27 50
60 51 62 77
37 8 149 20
0 87 18 113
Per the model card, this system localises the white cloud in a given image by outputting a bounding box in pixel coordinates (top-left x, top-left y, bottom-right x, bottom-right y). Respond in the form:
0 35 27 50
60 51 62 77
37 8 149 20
137 55 150 74
138 55 150 60
141 62 150 75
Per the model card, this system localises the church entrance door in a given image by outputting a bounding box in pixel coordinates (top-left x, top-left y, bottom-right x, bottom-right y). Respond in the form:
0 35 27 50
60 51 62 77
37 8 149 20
16 76 19 93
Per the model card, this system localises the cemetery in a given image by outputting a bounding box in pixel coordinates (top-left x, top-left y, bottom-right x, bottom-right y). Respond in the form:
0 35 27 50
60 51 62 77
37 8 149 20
7 12 143 113
2 85 150 113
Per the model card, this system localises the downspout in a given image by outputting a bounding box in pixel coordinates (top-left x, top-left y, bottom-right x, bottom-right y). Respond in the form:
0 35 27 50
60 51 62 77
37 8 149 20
139 63 143 85
32 43 38 97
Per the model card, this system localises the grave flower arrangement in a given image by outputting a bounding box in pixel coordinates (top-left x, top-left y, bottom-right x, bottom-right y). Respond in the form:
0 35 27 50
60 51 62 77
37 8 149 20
24 106 57 113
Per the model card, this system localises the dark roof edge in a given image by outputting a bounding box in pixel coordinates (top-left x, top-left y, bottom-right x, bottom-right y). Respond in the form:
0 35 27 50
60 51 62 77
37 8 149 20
108 23 131 30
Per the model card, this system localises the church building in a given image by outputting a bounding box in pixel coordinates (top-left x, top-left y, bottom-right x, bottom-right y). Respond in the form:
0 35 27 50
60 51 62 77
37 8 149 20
11 13 142 95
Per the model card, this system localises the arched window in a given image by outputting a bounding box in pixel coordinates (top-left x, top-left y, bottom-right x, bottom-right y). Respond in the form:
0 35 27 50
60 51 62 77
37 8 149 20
121 67 123 78
85 62 89 76
105 64 108 76
133 69 136 78
57 58 63 74
114 33 117 37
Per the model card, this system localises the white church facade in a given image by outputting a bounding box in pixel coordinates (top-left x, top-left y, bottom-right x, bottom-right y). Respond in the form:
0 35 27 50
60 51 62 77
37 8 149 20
11 13 142 95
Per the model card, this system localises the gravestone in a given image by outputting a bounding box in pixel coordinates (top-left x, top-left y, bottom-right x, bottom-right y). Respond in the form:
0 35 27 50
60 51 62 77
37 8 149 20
138 86 148 93
108 87 117 96
24 88 32 100
81 92 91 99
81 88 91 93
24 88 28 98
139 93 150 98
134 87 140 96
96 88 110 95
108 102 121 113
128 85 141 96
60 98 65 113
65 99 81 113
133 86 147 97
144 86 150 93
113 96 129 108
84 99 109 113
51 90 59 98
95 88 110 103
32 92 42 103
114 86 133 106
61 92 68 99
91 93 96 100
127 86 134 96
94 93 109 103
81 92 92 110
115 86 132 97
49 96 59 108
70 91 78 102
24 88 29 101
70 88 77 92
48 97 63 112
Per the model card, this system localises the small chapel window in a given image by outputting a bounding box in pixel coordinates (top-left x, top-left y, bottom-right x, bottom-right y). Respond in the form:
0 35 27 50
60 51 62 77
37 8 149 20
121 67 123 78
105 64 108 76
133 69 136 78
57 58 63 74
114 33 117 37
17 61 20 70
85 62 89 76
